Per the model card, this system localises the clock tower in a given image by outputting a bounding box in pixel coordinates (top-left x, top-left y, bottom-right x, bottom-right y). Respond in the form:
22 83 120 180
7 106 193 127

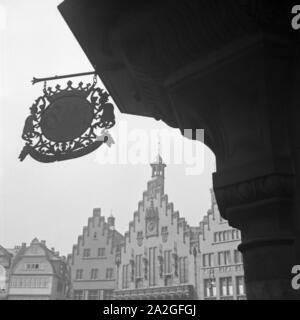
149 154 166 197
115 151 201 299
144 155 166 238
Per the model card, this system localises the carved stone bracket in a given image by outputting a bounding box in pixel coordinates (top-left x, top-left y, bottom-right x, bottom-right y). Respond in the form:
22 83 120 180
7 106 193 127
214 174 295 219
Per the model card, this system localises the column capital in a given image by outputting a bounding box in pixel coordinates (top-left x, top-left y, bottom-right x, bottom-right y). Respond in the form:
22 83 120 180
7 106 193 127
214 173 295 221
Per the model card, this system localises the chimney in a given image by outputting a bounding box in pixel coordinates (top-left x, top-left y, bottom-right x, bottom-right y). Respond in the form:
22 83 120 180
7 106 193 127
41 240 46 246
51 247 55 252
21 243 26 247
55 251 60 257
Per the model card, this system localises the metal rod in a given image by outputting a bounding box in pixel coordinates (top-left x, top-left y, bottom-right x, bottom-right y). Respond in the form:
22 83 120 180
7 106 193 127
31 71 96 85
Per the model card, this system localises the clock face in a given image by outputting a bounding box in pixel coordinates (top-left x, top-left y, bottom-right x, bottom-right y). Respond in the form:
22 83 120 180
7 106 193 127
146 221 158 236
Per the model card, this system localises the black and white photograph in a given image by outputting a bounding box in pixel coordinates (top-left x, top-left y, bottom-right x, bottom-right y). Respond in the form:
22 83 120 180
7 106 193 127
1 0 300 307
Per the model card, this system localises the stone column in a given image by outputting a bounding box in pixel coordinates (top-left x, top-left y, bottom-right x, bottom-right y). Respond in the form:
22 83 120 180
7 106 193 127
290 51 300 264
214 173 299 300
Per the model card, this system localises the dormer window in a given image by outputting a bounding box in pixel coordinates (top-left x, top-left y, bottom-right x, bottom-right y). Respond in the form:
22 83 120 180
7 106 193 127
24 263 42 270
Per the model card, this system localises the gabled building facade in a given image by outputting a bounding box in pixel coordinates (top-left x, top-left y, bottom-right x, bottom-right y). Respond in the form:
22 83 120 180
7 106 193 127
198 190 246 300
69 209 124 300
0 245 14 300
7 238 70 300
114 156 201 300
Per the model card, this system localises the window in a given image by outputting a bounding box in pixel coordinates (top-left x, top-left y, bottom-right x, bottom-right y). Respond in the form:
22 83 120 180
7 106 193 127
74 290 85 300
93 232 97 239
75 269 83 280
202 253 214 267
228 230 232 241
88 289 100 300
225 251 231 265
83 248 91 258
137 231 143 239
214 233 217 243
179 257 189 284
232 229 241 240
218 251 223 265
10 278 16 288
90 268 98 280
11 277 51 289
18 278 23 288
214 230 241 243
232 230 236 240
122 265 129 289
136 255 142 278
106 268 113 280
220 277 233 297
103 289 114 300
204 279 216 298
163 250 172 274
24 263 42 271
161 226 168 234
236 276 245 296
218 251 231 266
222 231 226 242
42 278 49 288
24 278 30 288
98 248 105 257
33 278 39 288
149 247 157 287
234 250 243 264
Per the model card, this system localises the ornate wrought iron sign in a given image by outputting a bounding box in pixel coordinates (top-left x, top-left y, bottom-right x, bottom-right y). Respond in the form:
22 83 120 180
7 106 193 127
19 71 115 162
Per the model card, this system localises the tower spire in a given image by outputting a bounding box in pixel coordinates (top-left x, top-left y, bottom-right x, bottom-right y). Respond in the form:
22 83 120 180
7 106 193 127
150 139 166 179
158 136 161 158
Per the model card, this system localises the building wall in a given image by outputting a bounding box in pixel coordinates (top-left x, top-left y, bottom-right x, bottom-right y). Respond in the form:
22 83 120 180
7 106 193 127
198 191 246 300
0 247 12 300
69 209 123 300
115 158 201 300
7 239 69 300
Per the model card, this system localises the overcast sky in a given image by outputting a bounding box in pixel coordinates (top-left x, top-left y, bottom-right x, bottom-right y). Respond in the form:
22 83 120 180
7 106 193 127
0 0 215 256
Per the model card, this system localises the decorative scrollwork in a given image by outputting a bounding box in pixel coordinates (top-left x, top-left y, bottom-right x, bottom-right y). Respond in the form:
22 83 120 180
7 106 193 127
19 78 115 162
